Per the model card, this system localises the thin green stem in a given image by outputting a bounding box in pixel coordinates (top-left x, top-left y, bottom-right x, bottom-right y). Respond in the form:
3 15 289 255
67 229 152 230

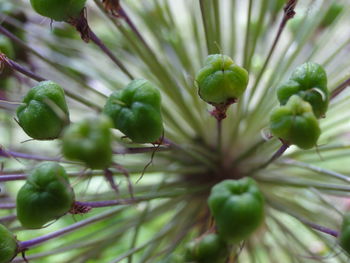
243 0 253 68
258 176 350 192
277 159 350 183
199 0 215 54
230 0 237 57
246 0 269 71
213 0 221 49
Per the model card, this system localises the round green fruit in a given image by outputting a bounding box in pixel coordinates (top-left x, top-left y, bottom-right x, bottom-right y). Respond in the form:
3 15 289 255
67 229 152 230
196 54 249 105
270 95 321 149
29 0 87 21
62 115 113 169
103 79 163 143
16 81 70 140
0 224 18 263
16 162 75 229
277 62 328 118
208 178 264 244
185 233 228 263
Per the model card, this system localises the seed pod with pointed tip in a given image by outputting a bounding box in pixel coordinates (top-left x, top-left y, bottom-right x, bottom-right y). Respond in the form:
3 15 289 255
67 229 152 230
0 224 18 263
16 81 70 140
208 178 264 244
196 54 249 106
103 79 163 143
270 95 321 149
277 62 329 118
29 0 87 21
184 233 228 263
62 115 113 169
16 162 75 229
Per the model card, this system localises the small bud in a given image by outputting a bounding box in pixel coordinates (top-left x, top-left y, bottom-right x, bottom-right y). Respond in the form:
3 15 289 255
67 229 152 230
16 81 70 140
185 233 228 263
196 54 249 106
270 95 321 149
16 162 75 229
103 79 163 143
62 115 113 169
208 178 264 244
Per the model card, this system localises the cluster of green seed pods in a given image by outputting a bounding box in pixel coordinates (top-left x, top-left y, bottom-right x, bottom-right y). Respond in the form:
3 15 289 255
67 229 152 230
11 78 163 232
277 62 329 118
270 62 328 149
15 78 163 160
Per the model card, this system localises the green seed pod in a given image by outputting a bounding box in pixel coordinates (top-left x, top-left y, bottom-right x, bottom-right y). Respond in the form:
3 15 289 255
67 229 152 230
0 224 18 263
184 233 228 263
320 3 344 28
270 95 321 149
277 62 328 118
16 162 75 229
103 79 163 143
16 81 70 140
208 178 264 244
339 213 350 254
29 0 87 21
62 115 113 169
0 35 15 58
196 54 249 105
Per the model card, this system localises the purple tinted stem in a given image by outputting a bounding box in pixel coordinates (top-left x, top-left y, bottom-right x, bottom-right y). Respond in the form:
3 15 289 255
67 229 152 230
0 174 26 182
0 147 76 164
18 207 123 250
306 222 339 237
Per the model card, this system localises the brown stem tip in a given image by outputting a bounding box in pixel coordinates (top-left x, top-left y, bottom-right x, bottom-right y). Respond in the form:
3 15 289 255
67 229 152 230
210 98 237 121
67 9 91 43
102 0 121 17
